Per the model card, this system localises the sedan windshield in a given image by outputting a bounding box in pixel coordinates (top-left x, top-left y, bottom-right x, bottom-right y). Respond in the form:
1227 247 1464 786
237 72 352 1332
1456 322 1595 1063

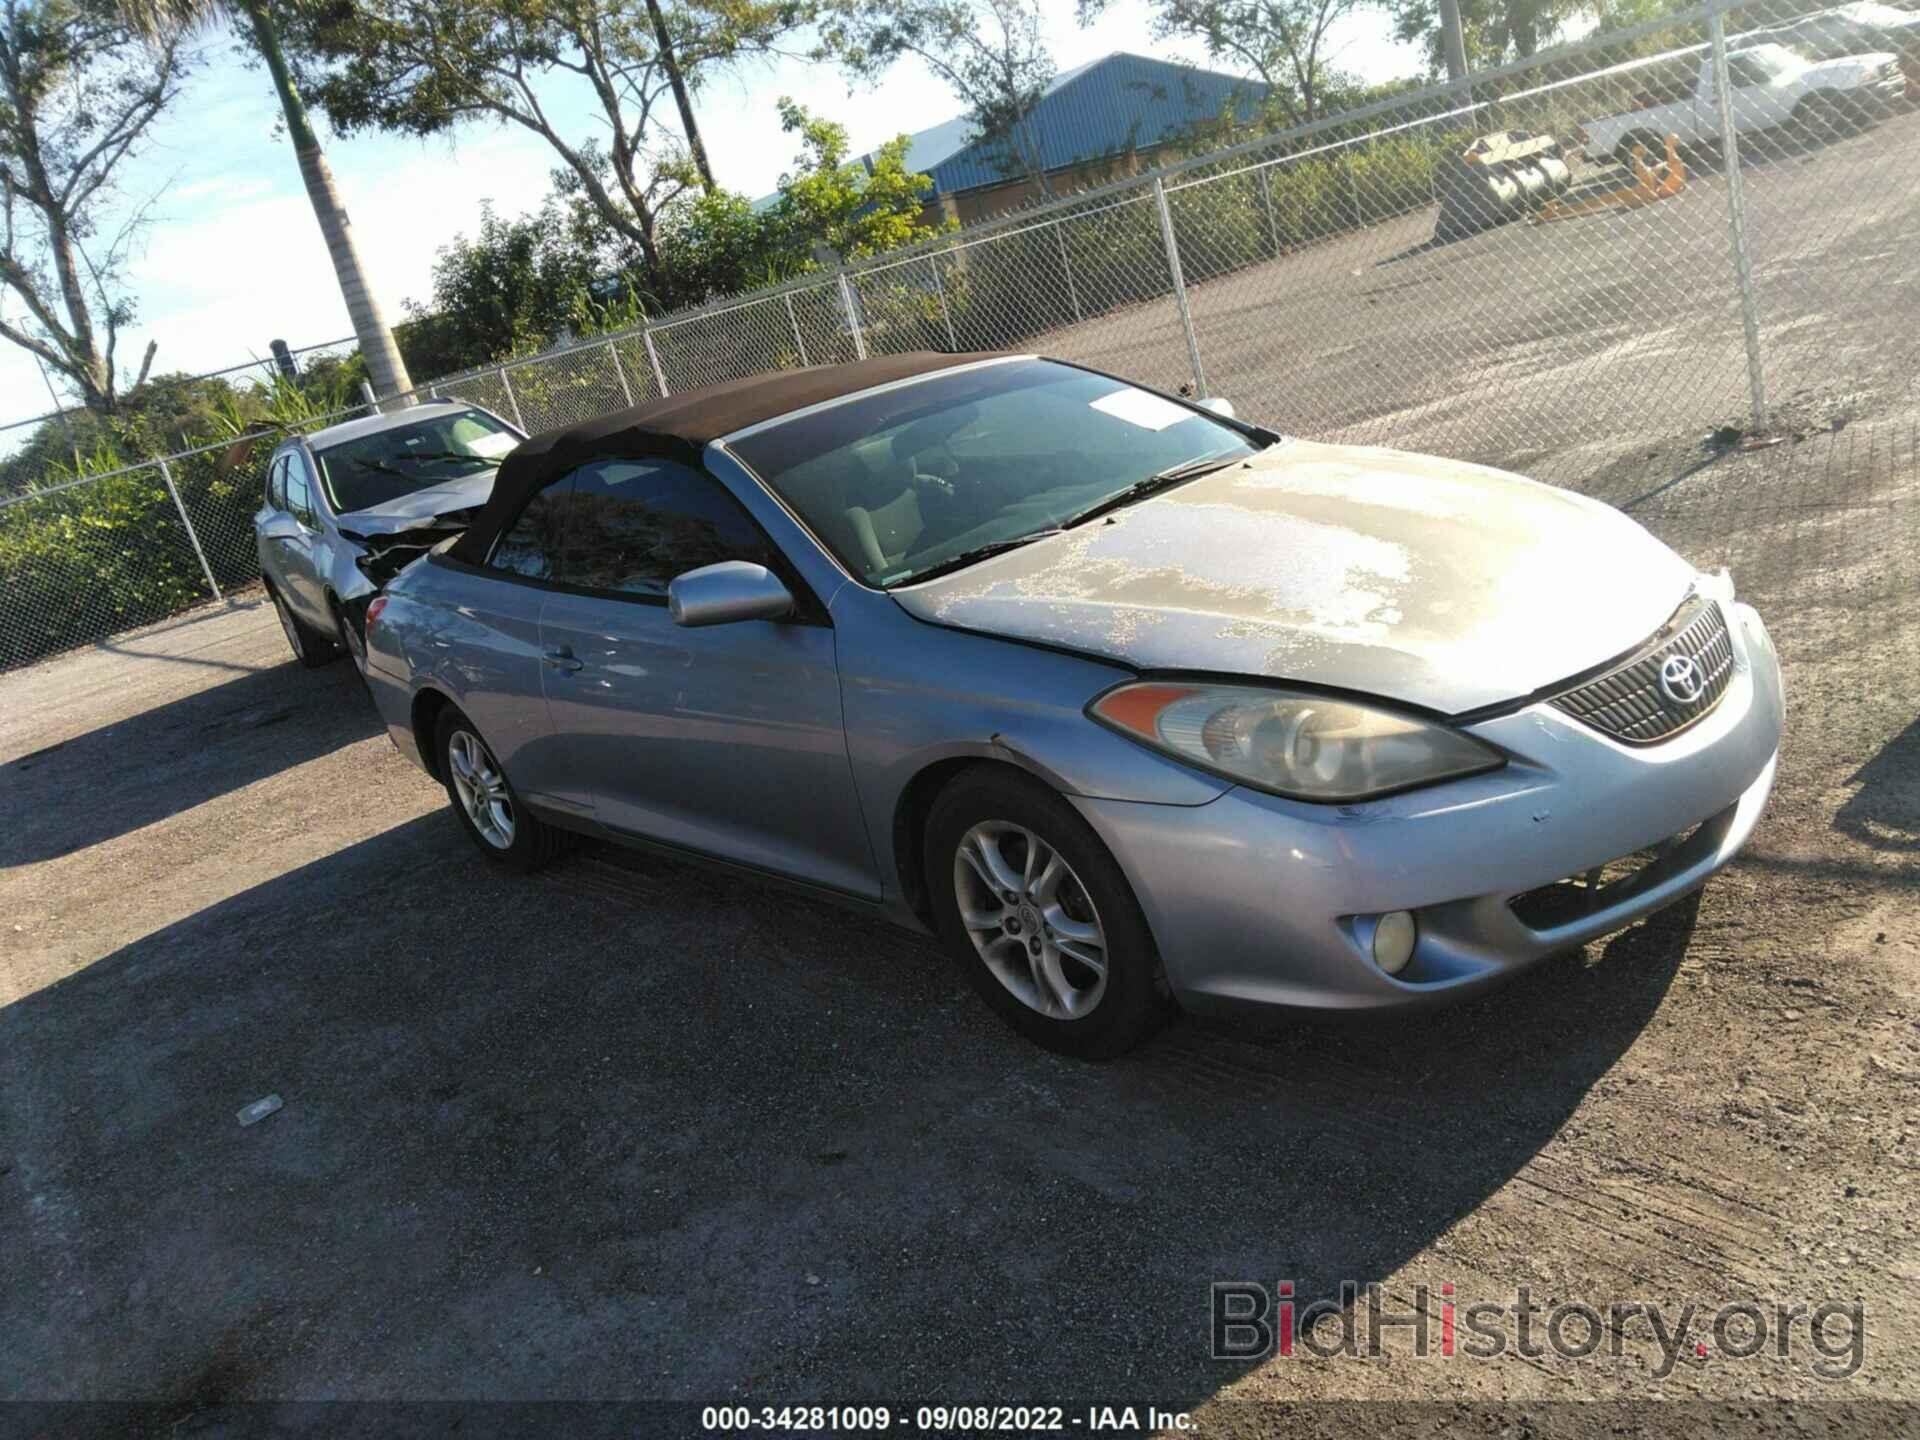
314 409 519 514
728 358 1265 587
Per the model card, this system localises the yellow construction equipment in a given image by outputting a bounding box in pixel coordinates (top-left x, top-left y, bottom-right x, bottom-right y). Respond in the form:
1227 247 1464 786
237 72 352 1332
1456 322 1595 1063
1535 134 1686 223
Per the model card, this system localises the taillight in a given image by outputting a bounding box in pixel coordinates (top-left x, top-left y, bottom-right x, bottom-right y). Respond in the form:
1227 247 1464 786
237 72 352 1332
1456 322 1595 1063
365 595 389 632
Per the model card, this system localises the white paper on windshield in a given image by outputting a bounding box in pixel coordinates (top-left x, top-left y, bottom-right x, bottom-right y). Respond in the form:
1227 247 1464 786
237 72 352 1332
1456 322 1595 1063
467 431 519 458
1090 387 1192 431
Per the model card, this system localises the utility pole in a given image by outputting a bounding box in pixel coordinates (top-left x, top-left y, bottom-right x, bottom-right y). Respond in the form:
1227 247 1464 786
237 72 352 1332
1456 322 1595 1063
644 0 716 193
1438 0 1472 104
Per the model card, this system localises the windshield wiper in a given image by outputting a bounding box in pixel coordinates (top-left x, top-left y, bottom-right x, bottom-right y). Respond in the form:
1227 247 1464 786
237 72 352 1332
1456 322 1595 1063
885 529 1064 588
393 450 494 467
1062 451 1248 529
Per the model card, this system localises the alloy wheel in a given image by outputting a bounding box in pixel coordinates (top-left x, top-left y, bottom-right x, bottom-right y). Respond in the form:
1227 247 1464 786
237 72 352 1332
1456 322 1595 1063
953 820 1108 1020
447 729 515 850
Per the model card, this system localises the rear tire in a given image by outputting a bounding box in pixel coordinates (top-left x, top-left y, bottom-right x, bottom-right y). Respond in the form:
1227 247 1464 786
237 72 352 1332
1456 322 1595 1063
433 705 573 873
1796 90 1865 140
271 586 339 669
925 766 1169 1059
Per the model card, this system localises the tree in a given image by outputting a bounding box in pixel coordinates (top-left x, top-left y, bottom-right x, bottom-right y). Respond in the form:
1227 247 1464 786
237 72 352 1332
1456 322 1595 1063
816 0 1058 196
1380 0 1587 72
1083 0 1363 127
290 0 805 299
117 0 414 400
766 99 948 262
402 99 945 340
398 197 635 374
0 0 194 412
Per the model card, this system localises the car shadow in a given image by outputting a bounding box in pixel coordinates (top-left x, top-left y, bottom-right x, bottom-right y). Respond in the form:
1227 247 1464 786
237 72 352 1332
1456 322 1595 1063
0 656 379 869
0 810 1692 1408
1834 714 1920 853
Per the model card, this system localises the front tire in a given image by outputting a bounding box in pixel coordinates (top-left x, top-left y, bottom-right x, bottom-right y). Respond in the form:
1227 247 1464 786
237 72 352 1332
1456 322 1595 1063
271 586 339 669
925 767 1169 1059
433 706 572 872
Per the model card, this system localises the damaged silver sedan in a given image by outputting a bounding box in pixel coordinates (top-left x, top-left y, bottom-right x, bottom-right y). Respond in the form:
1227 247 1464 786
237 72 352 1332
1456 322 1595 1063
360 353 1783 1058
253 399 523 670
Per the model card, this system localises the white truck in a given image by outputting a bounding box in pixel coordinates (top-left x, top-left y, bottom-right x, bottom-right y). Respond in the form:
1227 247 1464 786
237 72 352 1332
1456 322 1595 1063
1582 42 1905 165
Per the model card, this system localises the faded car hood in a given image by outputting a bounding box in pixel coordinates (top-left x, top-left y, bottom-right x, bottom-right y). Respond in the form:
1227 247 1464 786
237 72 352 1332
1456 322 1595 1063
336 470 496 536
891 440 1697 715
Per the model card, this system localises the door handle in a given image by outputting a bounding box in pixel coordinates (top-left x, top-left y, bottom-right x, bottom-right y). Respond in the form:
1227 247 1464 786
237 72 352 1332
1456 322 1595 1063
543 646 584 674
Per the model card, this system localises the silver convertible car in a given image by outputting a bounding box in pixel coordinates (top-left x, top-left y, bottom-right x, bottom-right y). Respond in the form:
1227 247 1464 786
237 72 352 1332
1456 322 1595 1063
361 352 1783 1057
254 400 523 670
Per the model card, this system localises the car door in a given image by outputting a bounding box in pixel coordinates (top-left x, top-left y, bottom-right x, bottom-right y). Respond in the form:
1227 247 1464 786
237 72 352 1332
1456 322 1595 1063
456 469 589 818
256 454 291 587
534 455 879 899
264 455 328 625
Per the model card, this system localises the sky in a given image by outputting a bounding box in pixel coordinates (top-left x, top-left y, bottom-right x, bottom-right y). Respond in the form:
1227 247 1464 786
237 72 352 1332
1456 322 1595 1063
0 2 1421 444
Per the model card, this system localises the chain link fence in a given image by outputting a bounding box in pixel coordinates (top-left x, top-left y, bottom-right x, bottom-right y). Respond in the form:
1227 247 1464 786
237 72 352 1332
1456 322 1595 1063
5 0 1918 684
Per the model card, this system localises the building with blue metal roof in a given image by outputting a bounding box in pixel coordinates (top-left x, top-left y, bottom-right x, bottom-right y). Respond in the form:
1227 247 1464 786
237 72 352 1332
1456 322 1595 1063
915 54 1264 186
861 51 1272 224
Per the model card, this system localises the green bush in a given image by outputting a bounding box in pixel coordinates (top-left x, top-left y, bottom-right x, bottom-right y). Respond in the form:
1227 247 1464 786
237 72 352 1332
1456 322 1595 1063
0 467 214 670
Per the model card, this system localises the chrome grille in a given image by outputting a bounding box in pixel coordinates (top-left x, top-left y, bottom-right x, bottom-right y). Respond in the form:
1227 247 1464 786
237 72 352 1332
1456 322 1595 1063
1550 597 1734 745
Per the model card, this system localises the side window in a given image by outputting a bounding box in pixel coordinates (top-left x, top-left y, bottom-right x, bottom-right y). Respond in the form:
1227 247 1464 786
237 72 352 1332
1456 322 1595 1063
285 466 314 528
1728 54 1771 87
556 459 770 599
490 475 573 581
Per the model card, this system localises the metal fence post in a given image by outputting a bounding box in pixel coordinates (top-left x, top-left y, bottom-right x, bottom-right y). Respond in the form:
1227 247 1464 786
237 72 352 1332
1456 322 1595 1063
359 380 379 415
157 458 222 602
1709 10 1770 433
837 271 868 360
605 339 634 405
643 328 671 396
497 366 526 429
1152 175 1209 400
929 255 959 350
1054 224 1082 324
784 292 810 366
1257 164 1281 258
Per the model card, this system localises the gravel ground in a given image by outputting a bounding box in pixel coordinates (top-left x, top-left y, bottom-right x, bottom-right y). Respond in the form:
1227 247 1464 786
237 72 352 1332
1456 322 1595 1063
3 110 1918 1436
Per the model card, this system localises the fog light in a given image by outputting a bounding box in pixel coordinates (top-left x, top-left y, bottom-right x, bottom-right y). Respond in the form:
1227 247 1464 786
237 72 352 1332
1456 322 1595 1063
1373 910 1417 976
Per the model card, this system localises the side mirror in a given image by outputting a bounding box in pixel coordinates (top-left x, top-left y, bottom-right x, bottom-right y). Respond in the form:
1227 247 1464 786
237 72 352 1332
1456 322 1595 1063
667 560 794 628
1200 396 1238 420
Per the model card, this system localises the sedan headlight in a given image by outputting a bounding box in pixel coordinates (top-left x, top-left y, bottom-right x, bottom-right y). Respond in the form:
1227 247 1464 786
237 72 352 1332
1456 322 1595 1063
1089 682 1504 802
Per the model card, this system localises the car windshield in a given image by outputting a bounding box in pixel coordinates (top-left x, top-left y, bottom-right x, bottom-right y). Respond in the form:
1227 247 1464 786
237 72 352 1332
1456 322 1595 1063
313 409 519 513
728 358 1265 588
1733 45 1802 81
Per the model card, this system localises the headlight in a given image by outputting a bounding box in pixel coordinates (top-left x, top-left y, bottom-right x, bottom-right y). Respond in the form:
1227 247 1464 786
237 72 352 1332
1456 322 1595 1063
1089 681 1504 802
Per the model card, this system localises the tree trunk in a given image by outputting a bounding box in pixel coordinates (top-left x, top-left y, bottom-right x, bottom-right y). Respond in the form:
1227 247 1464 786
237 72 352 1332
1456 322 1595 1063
242 0 414 403
643 0 715 194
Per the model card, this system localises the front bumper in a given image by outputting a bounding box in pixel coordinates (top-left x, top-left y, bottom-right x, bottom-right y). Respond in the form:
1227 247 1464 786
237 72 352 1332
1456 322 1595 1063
1073 600 1784 1014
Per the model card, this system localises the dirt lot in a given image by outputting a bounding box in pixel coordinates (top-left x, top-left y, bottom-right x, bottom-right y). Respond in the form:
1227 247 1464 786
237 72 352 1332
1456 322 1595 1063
4 112 1920 1438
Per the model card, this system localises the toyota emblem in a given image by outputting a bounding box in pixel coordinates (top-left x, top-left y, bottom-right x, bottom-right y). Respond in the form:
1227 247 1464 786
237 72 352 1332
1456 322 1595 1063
1658 653 1705 706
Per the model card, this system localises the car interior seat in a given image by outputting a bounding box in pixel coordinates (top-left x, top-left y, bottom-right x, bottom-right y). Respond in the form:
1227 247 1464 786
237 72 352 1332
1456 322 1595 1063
843 435 929 576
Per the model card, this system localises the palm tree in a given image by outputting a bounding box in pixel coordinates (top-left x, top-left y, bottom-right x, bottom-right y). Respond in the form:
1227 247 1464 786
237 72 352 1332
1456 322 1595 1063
123 0 414 401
